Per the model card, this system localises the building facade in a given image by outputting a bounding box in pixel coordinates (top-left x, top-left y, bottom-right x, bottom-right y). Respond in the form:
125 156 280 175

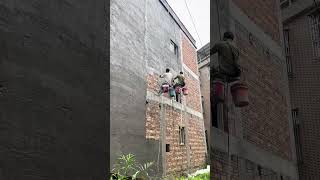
198 44 211 147
110 0 207 177
282 0 320 179
204 0 299 179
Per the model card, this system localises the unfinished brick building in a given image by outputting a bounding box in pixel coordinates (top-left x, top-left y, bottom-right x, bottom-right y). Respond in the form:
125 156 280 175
110 0 206 177
199 0 300 179
281 0 320 179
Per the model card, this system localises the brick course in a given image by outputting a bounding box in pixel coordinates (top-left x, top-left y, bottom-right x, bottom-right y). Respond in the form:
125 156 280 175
145 101 161 140
182 34 199 76
232 0 281 43
184 71 202 113
145 101 206 174
284 11 320 179
234 25 292 160
147 73 160 94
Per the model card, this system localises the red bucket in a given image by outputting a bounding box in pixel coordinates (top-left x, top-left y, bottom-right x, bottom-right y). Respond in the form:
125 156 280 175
213 80 225 102
230 82 249 107
175 86 182 94
162 84 169 93
182 87 188 95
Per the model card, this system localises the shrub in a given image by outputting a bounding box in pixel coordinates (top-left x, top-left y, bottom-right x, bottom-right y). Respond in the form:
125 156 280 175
110 154 154 180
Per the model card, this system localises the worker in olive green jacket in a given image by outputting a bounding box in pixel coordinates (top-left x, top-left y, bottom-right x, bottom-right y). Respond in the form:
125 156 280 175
210 31 241 82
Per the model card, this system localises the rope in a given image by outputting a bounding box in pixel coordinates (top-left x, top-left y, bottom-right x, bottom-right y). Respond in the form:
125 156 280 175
157 95 164 173
184 0 203 47
180 92 183 125
215 0 222 40
215 0 232 178
225 79 231 180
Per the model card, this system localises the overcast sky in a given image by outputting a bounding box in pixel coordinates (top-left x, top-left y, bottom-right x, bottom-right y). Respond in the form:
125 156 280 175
167 0 210 49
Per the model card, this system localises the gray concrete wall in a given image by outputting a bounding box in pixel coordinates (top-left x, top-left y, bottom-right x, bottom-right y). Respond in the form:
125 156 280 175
145 0 182 74
0 0 107 179
110 0 156 171
110 0 185 176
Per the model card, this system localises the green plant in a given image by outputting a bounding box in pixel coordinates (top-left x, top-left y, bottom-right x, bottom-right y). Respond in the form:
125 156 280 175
192 172 209 180
110 153 154 180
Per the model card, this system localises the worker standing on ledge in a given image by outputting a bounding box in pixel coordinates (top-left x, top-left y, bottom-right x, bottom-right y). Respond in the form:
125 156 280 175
173 71 186 102
158 68 173 95
210 31 241 82
159 68 173 85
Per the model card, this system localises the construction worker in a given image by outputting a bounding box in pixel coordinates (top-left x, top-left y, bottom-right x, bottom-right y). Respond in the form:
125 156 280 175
210 31 241 82
173 71 185 102
158 68 173 95
159 68 173 85
173 71 185 88
210 32 241 131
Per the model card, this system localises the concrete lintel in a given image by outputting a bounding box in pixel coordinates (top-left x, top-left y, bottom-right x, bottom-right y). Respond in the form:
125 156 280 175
198 58 210 69
211 127 299 179
229 1 285 60
146 91 203 119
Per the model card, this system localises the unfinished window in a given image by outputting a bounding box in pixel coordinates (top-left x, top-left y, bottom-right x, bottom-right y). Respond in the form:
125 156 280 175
201 96 205 114
310 11 320 59
257 165 262 176
179 126 186 145
284 29 290 55
292 108 303 163
284 29 293 77
170 40 179 57
166 144 170 152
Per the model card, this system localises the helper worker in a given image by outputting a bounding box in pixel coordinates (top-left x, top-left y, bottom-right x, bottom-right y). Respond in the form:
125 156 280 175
173 71 185 102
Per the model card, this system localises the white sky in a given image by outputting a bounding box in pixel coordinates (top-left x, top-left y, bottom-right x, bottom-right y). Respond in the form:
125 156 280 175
167 0 210 49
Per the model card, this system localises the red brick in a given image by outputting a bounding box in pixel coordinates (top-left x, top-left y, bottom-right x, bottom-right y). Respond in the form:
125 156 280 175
182 34 199 75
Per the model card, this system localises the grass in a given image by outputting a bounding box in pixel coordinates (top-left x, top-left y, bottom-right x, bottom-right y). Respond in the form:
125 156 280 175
176 172 210 180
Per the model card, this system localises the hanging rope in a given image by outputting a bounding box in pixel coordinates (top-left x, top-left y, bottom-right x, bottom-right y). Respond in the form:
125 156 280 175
215 0 232 178
157 95 164 173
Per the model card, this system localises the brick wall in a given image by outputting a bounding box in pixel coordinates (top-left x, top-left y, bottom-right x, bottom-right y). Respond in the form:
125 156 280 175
284 13 320 178
188 115 207 168
147 73 160 94
146 101 161 140
165 107 188 173
182 34 199 75
232 0 281 43
211 148 291 180
234 21 292 160
211 149 240 179
165 107 206 174
145 101 206 174
184 71 202 113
